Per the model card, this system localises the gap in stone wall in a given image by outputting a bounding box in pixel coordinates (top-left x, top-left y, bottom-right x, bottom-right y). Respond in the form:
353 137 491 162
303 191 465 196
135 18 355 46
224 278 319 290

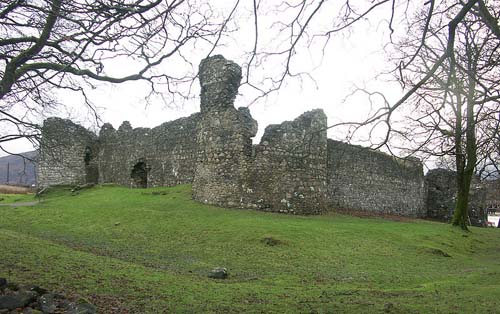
131 161 148 188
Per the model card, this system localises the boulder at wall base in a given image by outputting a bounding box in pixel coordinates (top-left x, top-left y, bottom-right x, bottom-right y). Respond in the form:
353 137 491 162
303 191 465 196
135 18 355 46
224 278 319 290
29 285 48 296
0 291 36 310
39 293 58 313
0 295 26 310
66 301 97 314
0 278 97 313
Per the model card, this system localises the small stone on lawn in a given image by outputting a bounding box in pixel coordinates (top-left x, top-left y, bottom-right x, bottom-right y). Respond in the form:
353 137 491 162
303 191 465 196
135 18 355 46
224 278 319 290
208 267 228 279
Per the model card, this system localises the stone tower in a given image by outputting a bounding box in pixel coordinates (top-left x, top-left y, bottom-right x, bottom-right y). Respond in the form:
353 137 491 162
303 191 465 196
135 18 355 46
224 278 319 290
192 55 328 214
192 55 258 207
248 109 329 214
38 117 98 186
38 55 429 217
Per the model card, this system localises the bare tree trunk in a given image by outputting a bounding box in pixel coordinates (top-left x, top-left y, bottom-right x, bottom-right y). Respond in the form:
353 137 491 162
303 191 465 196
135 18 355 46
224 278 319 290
452 169 472 229
451 109 476 229
452 41 477 230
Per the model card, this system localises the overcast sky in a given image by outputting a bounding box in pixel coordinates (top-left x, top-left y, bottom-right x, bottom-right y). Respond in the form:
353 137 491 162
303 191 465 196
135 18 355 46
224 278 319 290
1 1 403 158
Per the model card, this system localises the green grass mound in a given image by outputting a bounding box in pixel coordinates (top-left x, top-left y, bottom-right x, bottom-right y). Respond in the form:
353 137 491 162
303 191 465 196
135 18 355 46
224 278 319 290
1 184 499 313
0 193 36 204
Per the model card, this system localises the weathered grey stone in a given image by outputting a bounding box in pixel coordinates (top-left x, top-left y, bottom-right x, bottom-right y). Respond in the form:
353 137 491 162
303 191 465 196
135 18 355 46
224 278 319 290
247 109 329 214
485 179 500 211
37 54 466 219
38 118 98 187
21 291 37 305
66 302 97 314
117 121 133 132
39 293 57 313
425 169 456 221
192 77 258 209
0 279 95 314
98 114 200 188
0 295 25 310
29 286 47 296
199 55 242 113
0 291 36 310
327 140 427 217
425 168 487 227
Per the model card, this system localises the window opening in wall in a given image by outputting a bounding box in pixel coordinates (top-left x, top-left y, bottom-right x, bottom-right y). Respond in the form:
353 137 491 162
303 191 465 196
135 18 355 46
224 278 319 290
83 146 99 184
84 146 92 166
131 161 148 188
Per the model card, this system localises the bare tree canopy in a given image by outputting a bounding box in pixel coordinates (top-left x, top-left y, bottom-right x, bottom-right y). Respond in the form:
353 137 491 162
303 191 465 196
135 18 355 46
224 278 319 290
3 0 498 146
237 0 500 229
0 0 232 153
1 0 499 228
390 0 499 170
389 0 500 229
242 0 499 139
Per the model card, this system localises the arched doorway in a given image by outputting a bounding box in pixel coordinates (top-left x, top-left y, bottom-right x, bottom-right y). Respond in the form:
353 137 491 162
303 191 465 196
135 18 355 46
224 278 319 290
131 161 148 188
83 146 98 184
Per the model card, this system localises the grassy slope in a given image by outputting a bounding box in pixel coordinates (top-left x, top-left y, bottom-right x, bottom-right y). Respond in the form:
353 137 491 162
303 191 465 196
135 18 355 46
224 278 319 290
0 185 499 313
0 193 36 203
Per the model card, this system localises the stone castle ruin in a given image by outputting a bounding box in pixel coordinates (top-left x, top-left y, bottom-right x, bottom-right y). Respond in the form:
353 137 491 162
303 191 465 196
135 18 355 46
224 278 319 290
37 55 487 225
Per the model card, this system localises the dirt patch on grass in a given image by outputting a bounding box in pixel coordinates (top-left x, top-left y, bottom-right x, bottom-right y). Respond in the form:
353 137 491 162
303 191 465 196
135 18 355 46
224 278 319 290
261 236 285 246
0 184 33 194
87 294 131 314
418 247 452 257
0 201 39 207
331 208 424 223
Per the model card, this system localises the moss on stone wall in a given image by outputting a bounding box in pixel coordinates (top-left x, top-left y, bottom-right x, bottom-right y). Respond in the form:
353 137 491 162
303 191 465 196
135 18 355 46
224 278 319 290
39 55 437 217
326 139 427 217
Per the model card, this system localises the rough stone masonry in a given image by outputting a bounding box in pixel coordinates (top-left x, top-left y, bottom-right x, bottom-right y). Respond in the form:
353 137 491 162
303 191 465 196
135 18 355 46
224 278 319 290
37 55 487 223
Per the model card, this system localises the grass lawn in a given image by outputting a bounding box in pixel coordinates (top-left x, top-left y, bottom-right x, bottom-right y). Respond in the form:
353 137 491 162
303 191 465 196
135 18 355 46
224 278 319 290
1 184 499 313
0 192 36 204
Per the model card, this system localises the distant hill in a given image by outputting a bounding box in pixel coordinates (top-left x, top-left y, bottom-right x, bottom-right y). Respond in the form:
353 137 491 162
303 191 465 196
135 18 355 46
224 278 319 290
0 151 38 186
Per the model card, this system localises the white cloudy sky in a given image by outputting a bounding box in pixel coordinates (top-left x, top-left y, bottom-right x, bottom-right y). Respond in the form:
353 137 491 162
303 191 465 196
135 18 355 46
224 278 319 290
2 1 406 157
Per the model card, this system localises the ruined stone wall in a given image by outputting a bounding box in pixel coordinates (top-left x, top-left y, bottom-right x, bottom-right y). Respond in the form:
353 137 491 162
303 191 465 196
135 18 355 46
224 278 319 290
192 106 257 206
326 140 427 217
38 55 440 217
245 110 328 214
425 169 487 226
192 55 256 206
98 114 200 187
38 117 98 187
192 55 328 214
425 169 456 221
485 179 500 209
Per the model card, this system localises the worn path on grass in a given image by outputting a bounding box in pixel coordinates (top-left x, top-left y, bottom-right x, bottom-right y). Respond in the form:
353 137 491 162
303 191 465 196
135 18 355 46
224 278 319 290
0 201 40 207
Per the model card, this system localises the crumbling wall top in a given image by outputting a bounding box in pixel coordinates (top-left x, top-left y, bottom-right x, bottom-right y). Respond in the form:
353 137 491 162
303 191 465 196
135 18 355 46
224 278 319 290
260 109 327 148
99 123 115 138
38 55 438 218
118 121 133 132
199 55 242 113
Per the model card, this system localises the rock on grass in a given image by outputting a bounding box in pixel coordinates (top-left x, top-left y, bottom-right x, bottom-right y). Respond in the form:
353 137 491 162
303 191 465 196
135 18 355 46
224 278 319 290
208 268 228 279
